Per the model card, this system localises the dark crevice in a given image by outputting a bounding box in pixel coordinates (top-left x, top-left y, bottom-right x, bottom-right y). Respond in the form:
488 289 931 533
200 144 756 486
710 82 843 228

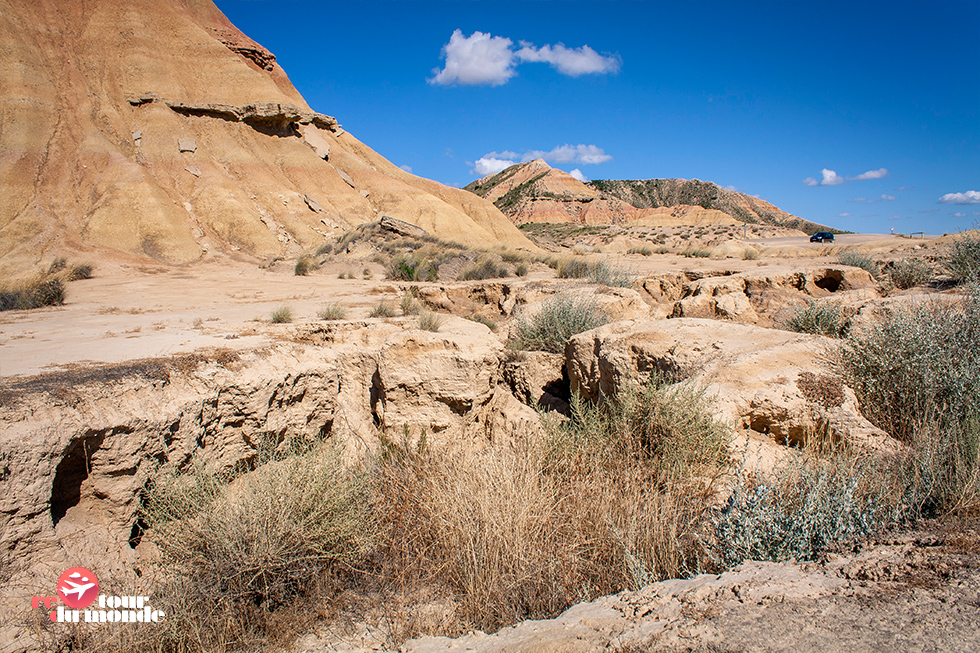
51 434 105 527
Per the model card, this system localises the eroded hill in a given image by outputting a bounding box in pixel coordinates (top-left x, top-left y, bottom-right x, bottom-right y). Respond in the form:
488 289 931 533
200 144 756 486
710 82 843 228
0 0 531 274
465 160 836 234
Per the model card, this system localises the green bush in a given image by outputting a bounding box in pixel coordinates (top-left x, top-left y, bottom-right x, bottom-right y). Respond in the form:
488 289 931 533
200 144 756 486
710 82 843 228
837 287 980 443
742 249 759 261
681 247 711 258
586 261 633 288
837 251 881 280
0 276 66 311
459 257 510 281
369 300 395 318
628 247 653 256
711 449 910 568
294 257 316 276
511 293 608 353
941 231 980 282
386 254 438 282
782 300 849 338
555 258 590 279
318 302 348 321
400 292 421 316
418 311 445 332
270 306 293 323
515 262 529 277
889 258 932 290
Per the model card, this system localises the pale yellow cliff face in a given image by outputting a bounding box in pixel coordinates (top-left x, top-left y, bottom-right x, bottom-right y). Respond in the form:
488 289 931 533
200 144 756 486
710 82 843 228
0 0 532 273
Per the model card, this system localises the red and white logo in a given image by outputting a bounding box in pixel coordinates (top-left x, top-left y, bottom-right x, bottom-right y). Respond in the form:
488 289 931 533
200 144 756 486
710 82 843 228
57 567 98 609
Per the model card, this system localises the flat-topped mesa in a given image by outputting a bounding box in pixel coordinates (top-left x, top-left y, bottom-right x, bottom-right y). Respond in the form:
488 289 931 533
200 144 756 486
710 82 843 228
125 95 339 132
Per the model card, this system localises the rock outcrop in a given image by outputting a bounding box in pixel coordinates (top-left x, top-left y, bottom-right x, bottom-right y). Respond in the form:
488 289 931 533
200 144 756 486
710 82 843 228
565 318 892 452
464 160 835 233
0 0 532 274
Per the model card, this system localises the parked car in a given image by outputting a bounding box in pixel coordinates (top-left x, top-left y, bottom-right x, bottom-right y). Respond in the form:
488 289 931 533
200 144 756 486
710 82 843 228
810 231 835 243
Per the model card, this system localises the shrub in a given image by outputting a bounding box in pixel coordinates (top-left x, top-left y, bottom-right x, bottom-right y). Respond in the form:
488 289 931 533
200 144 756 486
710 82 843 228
70 263 94 280
270 305 293 323
374 378 724 634
400 292 421 316
681 247 711 258
555 258 590 279
318 302 348 321
654 246 671 254
742 249 759 261
837 251 881 280
363 267 373 280
139 445 373 652
470 314 498 331
294 257 316 276
587 261 633 288
369 300 395 318
0 276 67 311
628 247 653 256
514 262 529 277
710 448 910 568
418 311 445 332
837 286 980 443
941 231 980 282
889 257 932 289
459 258 510 281
386 254 437 282
782 300 849 338
511 293 608 353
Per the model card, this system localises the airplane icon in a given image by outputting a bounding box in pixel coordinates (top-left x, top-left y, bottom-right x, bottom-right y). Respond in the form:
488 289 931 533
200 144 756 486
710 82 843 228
59 572 95 602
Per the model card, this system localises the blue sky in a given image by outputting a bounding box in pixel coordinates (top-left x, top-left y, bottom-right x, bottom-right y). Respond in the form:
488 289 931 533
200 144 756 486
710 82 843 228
216 1 979 234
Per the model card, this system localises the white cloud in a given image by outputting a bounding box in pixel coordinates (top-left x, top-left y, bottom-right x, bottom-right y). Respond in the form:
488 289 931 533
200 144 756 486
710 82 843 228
568 168 588 182
522 144 612 165
430 30 620 86
838 212 852 217
515 42 620 76
429 30 517 86
803 168 844 186
896 185 914 191
939 190 980 205
471 144 612 175
881 194 896 201
954 212 967 217
851 168 889 180
472 156 517 176
399 164 413 174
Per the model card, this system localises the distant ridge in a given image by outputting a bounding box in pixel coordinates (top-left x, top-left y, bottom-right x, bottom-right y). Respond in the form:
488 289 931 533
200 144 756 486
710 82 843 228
589 178 837 235
465 160 837 234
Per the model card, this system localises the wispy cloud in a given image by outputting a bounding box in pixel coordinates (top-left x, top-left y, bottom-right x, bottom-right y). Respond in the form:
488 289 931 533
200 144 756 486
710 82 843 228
805 167 890 187
954 212 967 217
850 168 889 180
838 212 852 217
471 144 612 175
896 185 914 191
919 209 940 214
398 164 413 174
515 42 620 76
430 30 619 86
881 194 896 201
523 144 612 165
803 168 844 186
939 190 980 205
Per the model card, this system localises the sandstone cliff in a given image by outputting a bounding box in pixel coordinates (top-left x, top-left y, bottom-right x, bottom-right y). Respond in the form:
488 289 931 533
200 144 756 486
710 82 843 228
0 0 531 274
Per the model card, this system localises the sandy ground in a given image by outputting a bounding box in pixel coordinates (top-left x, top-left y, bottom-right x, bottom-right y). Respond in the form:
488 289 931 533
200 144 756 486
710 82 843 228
0 251 823 378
